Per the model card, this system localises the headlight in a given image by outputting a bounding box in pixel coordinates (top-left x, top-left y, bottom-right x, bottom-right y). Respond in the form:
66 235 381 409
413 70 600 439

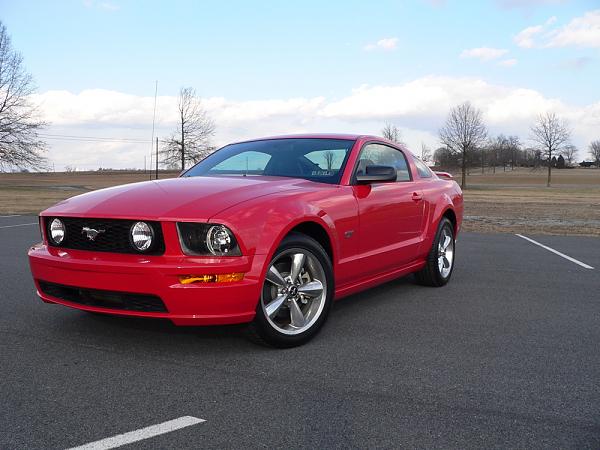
206 225 236 255
49 218 66 244
130 221 154 252
177 223 241 256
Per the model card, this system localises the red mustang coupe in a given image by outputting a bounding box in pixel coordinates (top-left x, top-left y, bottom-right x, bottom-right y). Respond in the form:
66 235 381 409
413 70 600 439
29 134 463 347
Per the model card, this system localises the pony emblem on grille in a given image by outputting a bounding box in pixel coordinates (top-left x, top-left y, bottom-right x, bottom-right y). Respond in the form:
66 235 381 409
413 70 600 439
81 227 105 241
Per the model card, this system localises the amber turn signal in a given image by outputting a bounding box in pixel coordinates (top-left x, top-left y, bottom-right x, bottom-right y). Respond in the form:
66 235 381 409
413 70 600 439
179 273 244 284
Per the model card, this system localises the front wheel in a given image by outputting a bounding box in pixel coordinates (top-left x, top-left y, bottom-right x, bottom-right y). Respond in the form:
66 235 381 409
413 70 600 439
247 233 334 348
415 217 455 287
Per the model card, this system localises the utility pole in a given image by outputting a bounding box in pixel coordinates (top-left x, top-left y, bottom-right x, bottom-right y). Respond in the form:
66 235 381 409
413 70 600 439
156 137 159 180
144 156 146 173
181 114 185 171
150 80 158 180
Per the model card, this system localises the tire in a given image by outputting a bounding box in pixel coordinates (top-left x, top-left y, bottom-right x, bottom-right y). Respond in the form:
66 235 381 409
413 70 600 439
247 232 334 348
414 217 455 287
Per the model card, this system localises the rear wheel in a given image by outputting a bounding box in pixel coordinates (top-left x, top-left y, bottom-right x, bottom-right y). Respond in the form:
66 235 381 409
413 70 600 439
415 217 455 287
247 233 334 348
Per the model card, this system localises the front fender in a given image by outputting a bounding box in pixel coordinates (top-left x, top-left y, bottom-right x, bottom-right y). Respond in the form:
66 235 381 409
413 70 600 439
261 211 339 264
208 189 351 288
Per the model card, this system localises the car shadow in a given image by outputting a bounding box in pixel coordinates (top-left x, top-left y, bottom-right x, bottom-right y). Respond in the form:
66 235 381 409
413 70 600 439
332 274 419 313
48 273 422 354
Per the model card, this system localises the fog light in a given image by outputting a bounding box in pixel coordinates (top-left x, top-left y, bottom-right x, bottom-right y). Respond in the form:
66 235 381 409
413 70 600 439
179 273 244 284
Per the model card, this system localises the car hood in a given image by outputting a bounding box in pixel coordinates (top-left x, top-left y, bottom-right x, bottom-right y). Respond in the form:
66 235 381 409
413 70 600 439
42 176 319 221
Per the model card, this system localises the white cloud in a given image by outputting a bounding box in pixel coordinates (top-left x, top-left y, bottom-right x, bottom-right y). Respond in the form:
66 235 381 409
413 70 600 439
83 0 120 11
460 47 509 61
546 9 600 48
364 37 399 51
99 2 120 11
31 78 600 169
515 10 600 49
423 0 446 6
496 0 567 10
498 58 518 67
514 24 545 47
318 77 562 125
559 56 593 70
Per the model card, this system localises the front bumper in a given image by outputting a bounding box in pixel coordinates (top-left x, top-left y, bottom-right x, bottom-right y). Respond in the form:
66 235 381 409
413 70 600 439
28 244 267 325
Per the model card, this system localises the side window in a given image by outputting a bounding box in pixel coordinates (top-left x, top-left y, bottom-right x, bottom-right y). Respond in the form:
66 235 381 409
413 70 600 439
356 144 411 182
414 158 433 178
304 148 347 176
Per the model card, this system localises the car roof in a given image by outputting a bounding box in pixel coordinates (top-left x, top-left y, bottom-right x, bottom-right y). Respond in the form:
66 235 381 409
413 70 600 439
226 133 413 155
231 133 384 144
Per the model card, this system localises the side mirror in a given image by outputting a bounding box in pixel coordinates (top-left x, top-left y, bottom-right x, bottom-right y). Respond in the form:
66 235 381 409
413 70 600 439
356 165 397 183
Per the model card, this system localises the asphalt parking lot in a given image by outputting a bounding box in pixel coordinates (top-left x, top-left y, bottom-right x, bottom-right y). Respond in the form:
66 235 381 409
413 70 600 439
1 215 599 449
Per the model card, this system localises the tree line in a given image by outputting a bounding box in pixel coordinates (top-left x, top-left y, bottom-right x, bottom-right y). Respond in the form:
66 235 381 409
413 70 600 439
384 104 600 188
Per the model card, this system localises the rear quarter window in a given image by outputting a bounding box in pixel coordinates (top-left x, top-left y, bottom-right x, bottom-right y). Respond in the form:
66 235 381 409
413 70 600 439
414 158 433 178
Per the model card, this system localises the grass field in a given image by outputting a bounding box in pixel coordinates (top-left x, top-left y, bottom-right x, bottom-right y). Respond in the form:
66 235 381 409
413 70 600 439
461 168 600 236
0 171 177 215
1 168 599 236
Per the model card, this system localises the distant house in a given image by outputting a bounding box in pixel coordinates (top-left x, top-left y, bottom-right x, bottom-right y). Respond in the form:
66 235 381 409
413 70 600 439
579 161 595 168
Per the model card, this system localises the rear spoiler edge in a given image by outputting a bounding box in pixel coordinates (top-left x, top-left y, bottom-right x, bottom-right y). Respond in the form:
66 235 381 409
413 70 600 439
434 171 454 180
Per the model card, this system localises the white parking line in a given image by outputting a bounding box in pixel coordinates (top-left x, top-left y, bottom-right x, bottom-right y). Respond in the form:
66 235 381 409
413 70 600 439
0 214 21 218
516 234 594 270
67 416 206 450
0 222 37 229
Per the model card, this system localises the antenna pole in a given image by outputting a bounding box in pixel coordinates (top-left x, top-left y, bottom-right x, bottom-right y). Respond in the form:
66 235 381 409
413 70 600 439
156 137 159 180
150 80 158 179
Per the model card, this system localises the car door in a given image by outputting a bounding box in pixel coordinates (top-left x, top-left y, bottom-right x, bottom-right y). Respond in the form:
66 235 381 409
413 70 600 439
352 143 425 276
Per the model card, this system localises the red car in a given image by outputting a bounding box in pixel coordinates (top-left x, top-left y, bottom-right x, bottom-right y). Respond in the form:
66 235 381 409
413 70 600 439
28 134 463 347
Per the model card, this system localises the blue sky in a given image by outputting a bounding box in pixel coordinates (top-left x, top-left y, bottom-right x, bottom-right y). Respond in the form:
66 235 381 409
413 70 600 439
2 0 599 169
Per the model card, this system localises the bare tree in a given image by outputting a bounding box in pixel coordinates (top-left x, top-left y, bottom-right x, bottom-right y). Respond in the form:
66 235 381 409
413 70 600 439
381 122 405 145
589 140 600 167
506 135 521 170
162 87 215 171
530 112 571 187
420 142 431 162
562 144 577 167
323 150 336 171
485 138 497 173
0 21 47 171
439 102 487 188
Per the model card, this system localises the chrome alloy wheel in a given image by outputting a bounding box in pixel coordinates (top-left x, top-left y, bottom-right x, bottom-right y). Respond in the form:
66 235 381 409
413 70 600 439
438 227 454 278
261 249 327 335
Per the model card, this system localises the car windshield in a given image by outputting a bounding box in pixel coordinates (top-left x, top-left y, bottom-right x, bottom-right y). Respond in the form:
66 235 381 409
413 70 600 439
182 138 355 185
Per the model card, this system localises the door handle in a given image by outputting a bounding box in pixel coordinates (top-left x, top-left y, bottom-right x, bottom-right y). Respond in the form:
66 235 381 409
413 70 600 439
411 192 423 202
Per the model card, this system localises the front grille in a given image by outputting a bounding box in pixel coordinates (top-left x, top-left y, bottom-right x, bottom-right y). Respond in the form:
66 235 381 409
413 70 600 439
46 217 165 255
38 280 168 313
